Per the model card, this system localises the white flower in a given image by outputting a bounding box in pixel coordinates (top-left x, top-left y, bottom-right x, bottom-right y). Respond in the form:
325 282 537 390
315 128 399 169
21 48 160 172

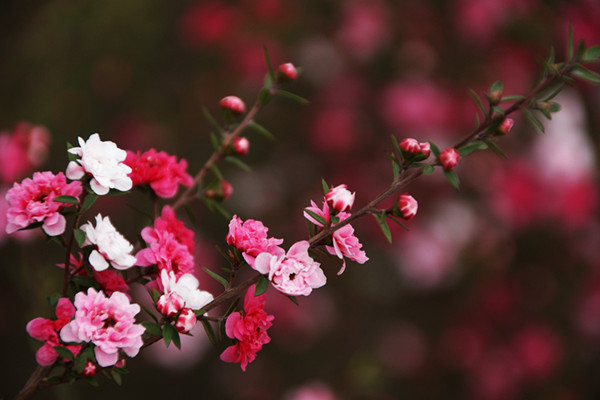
66 133 132 195
160 270 214 310
80 214 137 271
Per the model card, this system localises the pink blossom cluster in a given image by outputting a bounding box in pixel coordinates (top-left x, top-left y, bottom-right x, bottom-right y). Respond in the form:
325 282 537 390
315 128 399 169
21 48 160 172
226 215 284 268
136 206 196 279
125 148 194 198
220 284 274 371
5 171 82 236
0 122 50 184
26 298 81 366
60 288 145 367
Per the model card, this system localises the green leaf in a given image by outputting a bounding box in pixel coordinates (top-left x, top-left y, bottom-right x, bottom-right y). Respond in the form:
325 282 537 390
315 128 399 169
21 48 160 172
500 95 526 103
140 306 158 322
583 45 600 62
444 170 460 190
80 193 98 213
110 369 122 386
258 87 271 106
255 275 270 296
287 295 299 305
423 164 435 175
458 141 488 157
54 346 74 361
321 178 329 195
73 228 86 246
275 89 310 105
468 89 487 116
482 139 508 159
490 80 503 95
247 120 274 140
304 209 328 226
210 132 220 152
202 107 224 133
225 156 252 172
373 214 392 244
163 323 177 348
85 377 99 387
492 106 505 116
53 195 79 205
392 158 400 180
210 164 224 180
72 275 101 289
142 321 162 336
389 216 409 231
568 24 574 59
74 351 88 373
576 39 587 60
428 141 441 157
263 46 275 81
522 108 545 133
571 65 600 84
542 81 566 101
150 288 161 303
200 318 217 345
201 266 229 288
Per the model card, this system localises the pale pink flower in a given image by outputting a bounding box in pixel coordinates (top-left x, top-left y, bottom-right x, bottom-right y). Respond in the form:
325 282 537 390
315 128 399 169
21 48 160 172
226 215 284 268
398 193 418 220
5 171 82 236
175 308 197 333
439 147 461 171
26 297 81 366
325 184 355 212
254 241 326 296
60 288 145 367
80 214 137 271
159 269 214 311
0 122 50 184
327 212 368 275
125 149 194 198
66 133 132 195
220 284 274 371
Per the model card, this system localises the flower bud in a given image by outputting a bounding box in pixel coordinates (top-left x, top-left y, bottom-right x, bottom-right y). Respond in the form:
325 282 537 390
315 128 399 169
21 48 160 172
400 138 421 154
83 361 97 377
221 180 233 200
157 292 185 317
232 137 250 155
219 96 246 114
498 118 514 135
175 308 197 333
325 184 355 212
400 138 431 161
276 62 298 82
204 180 233 201
439 148 461 171
398 193 418 220
419 142 431 158
114 359 126 368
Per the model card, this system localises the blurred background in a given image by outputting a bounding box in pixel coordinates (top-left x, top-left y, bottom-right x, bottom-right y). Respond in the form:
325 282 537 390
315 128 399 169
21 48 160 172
1 0 599 399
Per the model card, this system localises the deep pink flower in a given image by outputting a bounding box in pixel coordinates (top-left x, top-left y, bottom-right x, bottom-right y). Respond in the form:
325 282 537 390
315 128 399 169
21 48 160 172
6 171 82 236
325 184 355 213
136 226 195 278
220 284 274 371
0 122 50 184
153 206 195 254
226 215 284 268
125 149 194 198
327 212 368 275
60 288 145 367
83 361 97 377
398 193 418 220
26 297 81 366
254 241 327 296
439 148 461 171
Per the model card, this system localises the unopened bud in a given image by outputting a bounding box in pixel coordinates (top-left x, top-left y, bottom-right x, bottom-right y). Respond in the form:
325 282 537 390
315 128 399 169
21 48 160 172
439 148 461 171
157 292 185 317
219 96 246 114
276 63 298 82
400 138 431 162
325 184 355 212
221 180 233 200
83 361 97 377
232 137 250 155
498 118 514 135
489 90 502 104
397 193 418 220
175 308 197 333
204 180 233 201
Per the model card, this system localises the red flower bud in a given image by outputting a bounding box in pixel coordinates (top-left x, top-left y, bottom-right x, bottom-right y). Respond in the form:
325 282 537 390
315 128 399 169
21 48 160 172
175 308 197 333
83 361 97 377
221 180 233 200
219 96 246 114
400 138 421 154
498 118 514 135
277 62 298 82
232 137 250 155
398 193 418 220
325 184 355 212
399 138 431 161
439 148 461 171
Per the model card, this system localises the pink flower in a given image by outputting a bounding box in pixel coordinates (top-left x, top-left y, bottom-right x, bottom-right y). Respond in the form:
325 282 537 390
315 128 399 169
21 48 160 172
154 206 195 254
226 215 284 268
5 171 82 236
439 147 461 171
125 149 194 198
0 122 50 184
158 269 214 311
327 212 368 275
303 200 330 227
220 284 274 371
220 96 246 114
398 193 418 220
325 184 355 212
136 226 195 278
175 308 197 333
60 288 145 367
26 298 81 366
254 241 327 296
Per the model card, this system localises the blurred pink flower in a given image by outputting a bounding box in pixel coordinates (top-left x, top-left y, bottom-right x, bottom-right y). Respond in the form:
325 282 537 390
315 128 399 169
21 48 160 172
60 288 145 367
26 298 80 366
336 0 390 61
254 240 326 296
154 205 195 254
5 171 82 236
125 148 194 198
284 381 338 400
226 215 284 268
0 122 50 184
220 284 274 371
178 1 240 49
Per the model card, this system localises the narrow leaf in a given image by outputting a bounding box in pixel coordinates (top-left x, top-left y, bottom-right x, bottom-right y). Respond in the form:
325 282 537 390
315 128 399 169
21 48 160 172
53 195 79 205
80 193 98 213
304 209 328 226
85 377 99 387
423 164 435 175
374 214 392 244
163 323 177 348
482 139 508 159
392 158 400 180
275 89 310 105
490 80 503 95
54 346 74 361
201 266 229 288
200 318 217 345
74 352 87 373
500 95 526 103
225 156 252 172
247 121 274 140
141 321 162 336
458 141 488 157
428 141 441 157
110 369 122 386
389 216 409 231
255 275 270 296
522 109 545 133
202 107 223 133
263 46 275 80
322 178 329 194
583 45 600 62
468 89 487 116
568 24 574 59
258 87 271 106
571 65 600 84
140 306 158 323
444 170 460 190
287 295 299 305
210 132 220 152
73 228 86 247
